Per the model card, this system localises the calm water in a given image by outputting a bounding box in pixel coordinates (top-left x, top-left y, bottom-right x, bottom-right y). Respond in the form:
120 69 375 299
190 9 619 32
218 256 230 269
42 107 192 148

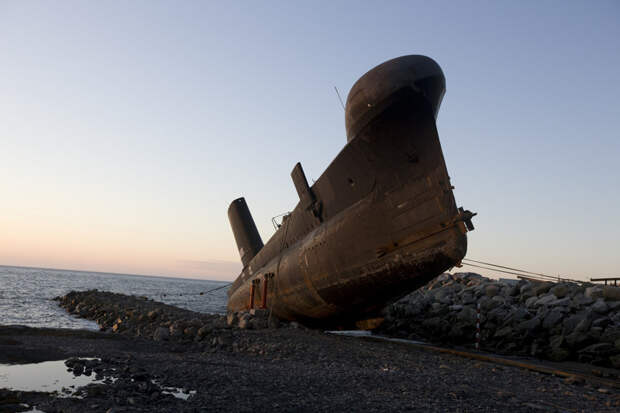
0 265 229 330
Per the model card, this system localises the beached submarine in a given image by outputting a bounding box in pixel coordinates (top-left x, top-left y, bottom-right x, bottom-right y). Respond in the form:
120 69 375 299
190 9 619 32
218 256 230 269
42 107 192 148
227 55 475 327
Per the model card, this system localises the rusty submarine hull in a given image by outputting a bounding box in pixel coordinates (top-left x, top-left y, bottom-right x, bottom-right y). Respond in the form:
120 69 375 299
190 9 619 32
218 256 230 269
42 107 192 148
226 55 475 327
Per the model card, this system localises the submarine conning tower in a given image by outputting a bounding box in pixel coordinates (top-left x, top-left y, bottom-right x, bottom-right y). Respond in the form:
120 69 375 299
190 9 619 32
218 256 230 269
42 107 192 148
228 197 263 268
345 55 445 142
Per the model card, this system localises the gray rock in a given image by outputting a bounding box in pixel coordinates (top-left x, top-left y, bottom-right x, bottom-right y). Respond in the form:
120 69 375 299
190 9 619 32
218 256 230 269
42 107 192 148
562 314 589 335
592 317 610 328
571 293 594 308
153 327 169 341
422 317 449 333
585 286 604 300
525 296 538 308
183 326 197 337
216 335 232 347
268 316 281 329
547 347 571 361
506 285 520 297
250 317 268 330
549 335 565 349
481 297 500 311
487 307 508 324
507 308 530 324
449 304 463 311
520 284 535 299
573 317 592 333
456 307 477 324
169 322 183 338
494 326 513 339
517 317 541 332
226 312 238 326
491 295 506 304
565 331 590 349
589 327 603 340
578 342 615 356
460 292 475 305
550 283 570 298
430 302 443 313
610 354 620 368
485 284 500 297
435 291 454 305
601 326 620 343
448 324 464 339
197 325 211 338
238 314 252 329
592 299 609 314
535 294 557 307
250 308 269 317
532 282 554 296
542 309 564 329
549 297 571 307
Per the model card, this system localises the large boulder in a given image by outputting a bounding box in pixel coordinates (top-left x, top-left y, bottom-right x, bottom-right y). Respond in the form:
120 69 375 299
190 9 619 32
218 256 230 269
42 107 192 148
592 299 609 314
585 286 604 300
532 282 554 296
550 283 570 298
542 309 564 329
535 294 557 307
153 327 169 341
517 317 541 333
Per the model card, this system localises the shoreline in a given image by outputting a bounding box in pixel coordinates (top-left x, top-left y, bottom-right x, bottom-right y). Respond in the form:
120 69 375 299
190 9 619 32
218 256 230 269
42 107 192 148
1 291 619 412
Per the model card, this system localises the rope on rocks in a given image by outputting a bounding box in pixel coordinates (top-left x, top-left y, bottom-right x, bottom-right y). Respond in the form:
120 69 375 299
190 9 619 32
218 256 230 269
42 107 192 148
460 258 583 284
462 258 559 280
157 282 232 299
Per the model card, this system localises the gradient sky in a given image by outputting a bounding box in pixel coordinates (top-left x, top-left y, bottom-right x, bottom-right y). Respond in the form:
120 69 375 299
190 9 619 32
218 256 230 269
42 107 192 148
1 1 618 281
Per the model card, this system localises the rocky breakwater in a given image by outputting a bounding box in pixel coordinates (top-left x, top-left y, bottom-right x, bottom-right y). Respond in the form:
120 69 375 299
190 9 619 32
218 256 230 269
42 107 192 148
55 290 290 349
378 273 620 368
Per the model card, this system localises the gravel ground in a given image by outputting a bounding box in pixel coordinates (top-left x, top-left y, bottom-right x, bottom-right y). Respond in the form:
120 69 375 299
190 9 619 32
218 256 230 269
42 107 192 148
1 324 619 412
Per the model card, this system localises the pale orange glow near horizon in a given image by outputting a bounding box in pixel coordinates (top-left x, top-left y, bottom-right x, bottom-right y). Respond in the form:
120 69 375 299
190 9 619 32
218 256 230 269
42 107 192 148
0 211 242 280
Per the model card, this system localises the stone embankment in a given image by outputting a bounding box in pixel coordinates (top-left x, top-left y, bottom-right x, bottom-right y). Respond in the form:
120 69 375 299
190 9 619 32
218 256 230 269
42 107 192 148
378 273 620 368
55 290 290 347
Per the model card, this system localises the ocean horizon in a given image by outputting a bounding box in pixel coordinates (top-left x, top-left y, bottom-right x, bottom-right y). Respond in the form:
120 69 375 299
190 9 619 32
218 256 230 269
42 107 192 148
0 265 229 330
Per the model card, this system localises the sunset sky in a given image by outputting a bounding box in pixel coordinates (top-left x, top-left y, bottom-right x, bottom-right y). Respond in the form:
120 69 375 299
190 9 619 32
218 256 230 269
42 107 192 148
1 1 618 281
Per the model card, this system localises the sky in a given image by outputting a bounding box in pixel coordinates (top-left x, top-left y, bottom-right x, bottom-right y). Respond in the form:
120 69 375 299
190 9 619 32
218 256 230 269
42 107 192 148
1 1 618 281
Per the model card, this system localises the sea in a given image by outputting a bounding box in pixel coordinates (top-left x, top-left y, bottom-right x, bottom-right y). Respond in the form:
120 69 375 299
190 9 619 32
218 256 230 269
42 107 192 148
0 265 229 330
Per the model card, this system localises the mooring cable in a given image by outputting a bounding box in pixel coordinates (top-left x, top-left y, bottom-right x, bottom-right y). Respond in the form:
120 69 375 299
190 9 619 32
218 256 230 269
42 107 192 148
462 258 561 280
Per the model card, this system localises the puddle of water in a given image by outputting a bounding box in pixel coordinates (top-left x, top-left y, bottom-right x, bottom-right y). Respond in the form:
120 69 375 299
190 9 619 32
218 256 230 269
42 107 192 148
1 359 196 403
152 380 196 400
0 359 104 396
326 330 427 344
162 387 196 400
326 330 373 337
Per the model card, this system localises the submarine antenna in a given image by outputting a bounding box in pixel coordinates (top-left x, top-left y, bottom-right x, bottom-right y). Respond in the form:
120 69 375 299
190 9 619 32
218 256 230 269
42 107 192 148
334 86 345 111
